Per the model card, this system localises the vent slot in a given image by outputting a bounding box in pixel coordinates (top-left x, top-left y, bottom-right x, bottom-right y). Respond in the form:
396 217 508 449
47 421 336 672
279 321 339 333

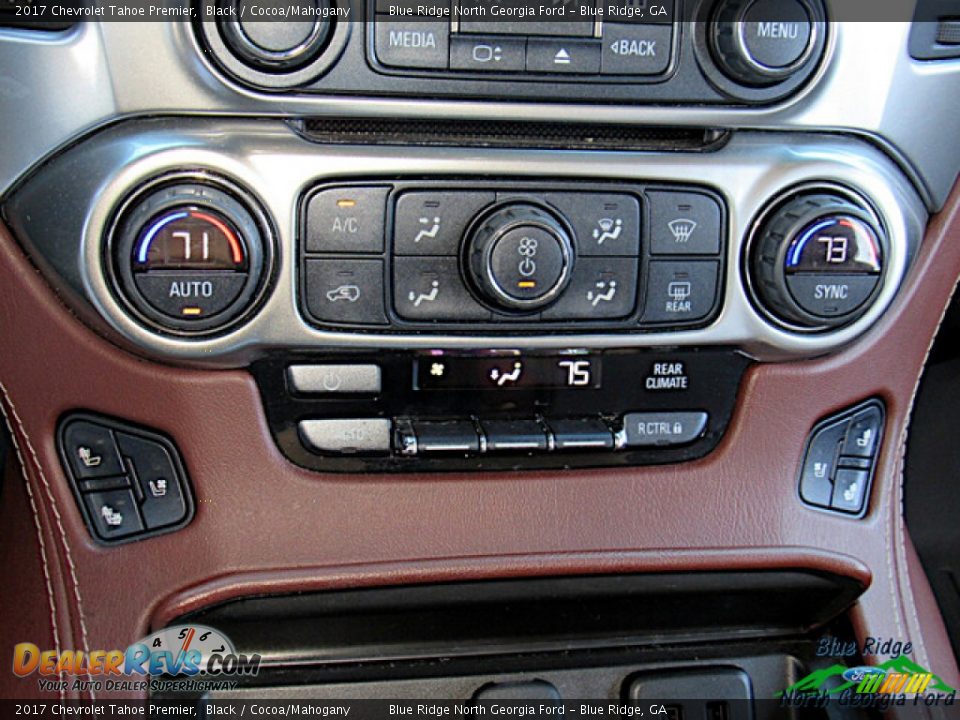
294 118 730 153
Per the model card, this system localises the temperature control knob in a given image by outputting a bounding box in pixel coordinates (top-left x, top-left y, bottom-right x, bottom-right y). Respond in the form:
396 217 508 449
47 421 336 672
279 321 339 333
465 204 574 312
110 180 271 335
750 192 885 330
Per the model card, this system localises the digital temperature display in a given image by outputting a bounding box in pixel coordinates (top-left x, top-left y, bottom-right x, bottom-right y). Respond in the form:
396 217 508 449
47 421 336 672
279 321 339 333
415 355 601 390
133 207 248 271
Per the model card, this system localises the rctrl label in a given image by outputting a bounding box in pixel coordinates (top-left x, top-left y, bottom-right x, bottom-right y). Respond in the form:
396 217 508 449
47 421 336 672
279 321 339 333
644 361 690 391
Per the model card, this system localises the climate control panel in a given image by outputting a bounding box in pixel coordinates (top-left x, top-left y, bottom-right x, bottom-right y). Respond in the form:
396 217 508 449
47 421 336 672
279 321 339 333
299 180 726 333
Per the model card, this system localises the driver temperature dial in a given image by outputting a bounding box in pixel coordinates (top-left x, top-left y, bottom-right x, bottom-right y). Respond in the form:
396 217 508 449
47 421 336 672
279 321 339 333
465 203 574 312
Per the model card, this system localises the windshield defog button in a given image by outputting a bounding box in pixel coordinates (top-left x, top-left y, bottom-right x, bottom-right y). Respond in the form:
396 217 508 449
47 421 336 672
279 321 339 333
621 411 708 447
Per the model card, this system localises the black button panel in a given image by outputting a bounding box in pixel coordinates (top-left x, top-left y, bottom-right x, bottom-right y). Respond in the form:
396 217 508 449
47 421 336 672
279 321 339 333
58 414 194 544
798 399 884 517
300 180 727 334
371 6 676 80
256 350 749 474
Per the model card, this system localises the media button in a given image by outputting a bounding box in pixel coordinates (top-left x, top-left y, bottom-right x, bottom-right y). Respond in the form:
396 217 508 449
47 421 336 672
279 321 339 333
374 20 450 69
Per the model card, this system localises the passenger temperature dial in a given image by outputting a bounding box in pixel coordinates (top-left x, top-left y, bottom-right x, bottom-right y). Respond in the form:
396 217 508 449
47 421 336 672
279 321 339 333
465 203 574 312
110 180 271 335
749 191 885 331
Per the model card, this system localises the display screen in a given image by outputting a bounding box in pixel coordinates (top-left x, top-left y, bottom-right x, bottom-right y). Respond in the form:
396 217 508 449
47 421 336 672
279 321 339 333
415 355 601 390
134 207 248 271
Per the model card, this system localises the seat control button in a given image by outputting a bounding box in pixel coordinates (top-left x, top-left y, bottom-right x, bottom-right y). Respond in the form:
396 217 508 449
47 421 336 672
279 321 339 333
548 418 615 450
831 468 869 514
62 421 125 480
287 365 382 394
117 433 187 531
83 489 144 541
621 411 708 447
299 419 392 454
842 405 883 458
481 419 548 452
798 418 846 508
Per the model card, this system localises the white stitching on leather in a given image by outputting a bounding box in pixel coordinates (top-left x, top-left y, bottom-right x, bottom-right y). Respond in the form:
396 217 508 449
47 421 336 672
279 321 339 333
892 272 960 672
0 391 65 702
0 380 96 701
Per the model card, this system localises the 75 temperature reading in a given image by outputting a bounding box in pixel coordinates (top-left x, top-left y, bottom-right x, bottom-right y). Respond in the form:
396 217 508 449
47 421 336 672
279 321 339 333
558 360 593 387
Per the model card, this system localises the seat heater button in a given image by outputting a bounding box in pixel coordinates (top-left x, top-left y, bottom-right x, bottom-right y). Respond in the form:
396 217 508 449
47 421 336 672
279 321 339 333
299 419 392 454
117 432 187 530
622 411 708 447
62 420 125 480
798 418 847 508
83 488 144 541
841 405 883 458
413 420 480 453
481 419 548 452
305 186 389 254
548 418 615 450
831 468 869 514
287 364 382 394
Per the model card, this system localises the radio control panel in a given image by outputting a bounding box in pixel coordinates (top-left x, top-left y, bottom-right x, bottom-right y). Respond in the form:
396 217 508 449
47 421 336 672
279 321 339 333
299 180 726 333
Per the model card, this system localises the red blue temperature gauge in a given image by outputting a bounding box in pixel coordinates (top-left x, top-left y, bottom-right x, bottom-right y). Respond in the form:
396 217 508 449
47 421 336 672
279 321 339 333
135 207 248 271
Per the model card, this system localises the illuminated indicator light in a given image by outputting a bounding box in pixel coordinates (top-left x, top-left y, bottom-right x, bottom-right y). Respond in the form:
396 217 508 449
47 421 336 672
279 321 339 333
189 211 244 265
336 199 356 208
137 211 188 263
181 307 203 316
518 281 537 288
